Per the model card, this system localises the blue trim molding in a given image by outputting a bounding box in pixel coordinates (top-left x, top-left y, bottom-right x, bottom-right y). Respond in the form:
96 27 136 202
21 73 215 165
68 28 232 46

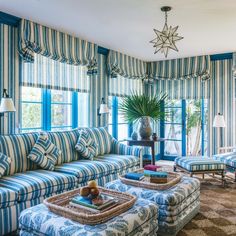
0 11 20 26
98 46 109 55
210 53 233 61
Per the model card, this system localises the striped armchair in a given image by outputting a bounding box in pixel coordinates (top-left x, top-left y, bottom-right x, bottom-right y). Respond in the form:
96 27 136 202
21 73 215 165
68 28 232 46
0 127 142 235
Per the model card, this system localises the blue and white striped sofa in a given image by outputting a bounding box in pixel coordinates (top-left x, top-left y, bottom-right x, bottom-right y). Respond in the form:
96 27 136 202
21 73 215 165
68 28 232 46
0 128 142 235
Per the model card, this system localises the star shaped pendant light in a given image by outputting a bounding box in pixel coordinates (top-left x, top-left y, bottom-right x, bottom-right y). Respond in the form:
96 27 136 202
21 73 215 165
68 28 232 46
150 6 183 58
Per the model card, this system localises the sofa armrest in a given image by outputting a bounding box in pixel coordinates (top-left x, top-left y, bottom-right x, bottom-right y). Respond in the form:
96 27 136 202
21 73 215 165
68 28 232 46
111 139 143 167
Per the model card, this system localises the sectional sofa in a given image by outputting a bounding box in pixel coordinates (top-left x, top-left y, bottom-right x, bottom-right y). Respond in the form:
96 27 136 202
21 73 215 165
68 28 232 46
0 127 142 235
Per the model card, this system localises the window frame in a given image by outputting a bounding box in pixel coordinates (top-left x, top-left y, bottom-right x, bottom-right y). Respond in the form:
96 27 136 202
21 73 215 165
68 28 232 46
20 87 83 132
108 96 132 140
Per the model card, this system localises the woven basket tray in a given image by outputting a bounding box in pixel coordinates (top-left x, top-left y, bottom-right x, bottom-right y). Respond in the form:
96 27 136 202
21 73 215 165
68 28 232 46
44 187 136 225
119 168 182 190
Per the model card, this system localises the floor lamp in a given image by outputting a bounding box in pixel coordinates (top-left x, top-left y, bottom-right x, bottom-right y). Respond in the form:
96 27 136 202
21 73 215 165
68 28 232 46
0 89 16 135
97 98 109 127
213 113 226 151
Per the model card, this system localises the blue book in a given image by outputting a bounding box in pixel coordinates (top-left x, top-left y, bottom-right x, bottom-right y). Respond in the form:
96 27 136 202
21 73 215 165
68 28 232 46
144 170 168 178
125 172 144 181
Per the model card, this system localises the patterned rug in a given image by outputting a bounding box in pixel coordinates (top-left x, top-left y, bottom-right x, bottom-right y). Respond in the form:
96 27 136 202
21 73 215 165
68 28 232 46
178 174 236 236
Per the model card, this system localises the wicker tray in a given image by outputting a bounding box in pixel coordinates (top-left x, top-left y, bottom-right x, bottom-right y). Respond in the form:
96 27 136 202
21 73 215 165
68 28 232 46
119 168 182 190
43 187 136 225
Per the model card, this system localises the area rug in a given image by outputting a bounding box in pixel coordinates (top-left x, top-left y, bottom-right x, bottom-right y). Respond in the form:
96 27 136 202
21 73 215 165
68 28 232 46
178 175 236 236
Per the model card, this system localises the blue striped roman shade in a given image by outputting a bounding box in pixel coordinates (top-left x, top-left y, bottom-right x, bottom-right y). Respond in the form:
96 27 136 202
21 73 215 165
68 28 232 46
107 50 147 79
27 134 61 170
18 19 98 75
148 55 211 81
0 153 11 178
21 53 90 92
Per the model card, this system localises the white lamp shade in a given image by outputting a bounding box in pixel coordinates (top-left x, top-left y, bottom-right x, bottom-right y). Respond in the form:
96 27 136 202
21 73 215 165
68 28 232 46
213 114 226 128
99 104 109 114
0 98 16 113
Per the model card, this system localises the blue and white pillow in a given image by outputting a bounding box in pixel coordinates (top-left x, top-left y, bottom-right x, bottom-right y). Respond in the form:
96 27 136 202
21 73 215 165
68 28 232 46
0 153 11 178
75 130 97 160
27 134 61 170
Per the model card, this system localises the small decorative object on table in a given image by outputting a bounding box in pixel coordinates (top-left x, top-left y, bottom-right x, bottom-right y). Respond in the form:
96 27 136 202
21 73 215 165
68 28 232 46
120 168 182 190
44 180 137 225
152 133 158 141
144 170 168 184
144 164 161 171
131 131 138 140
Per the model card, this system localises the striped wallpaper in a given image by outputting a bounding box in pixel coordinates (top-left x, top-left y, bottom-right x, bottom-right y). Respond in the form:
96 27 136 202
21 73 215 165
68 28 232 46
89 53 108 127
209 58 235 155
0 23 20 135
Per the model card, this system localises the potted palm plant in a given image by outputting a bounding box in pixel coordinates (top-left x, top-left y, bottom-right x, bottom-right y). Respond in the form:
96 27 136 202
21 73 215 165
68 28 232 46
119 92 168 140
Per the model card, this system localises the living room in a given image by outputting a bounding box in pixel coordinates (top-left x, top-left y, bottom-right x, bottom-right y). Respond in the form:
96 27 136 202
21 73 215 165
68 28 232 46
0 1 236 235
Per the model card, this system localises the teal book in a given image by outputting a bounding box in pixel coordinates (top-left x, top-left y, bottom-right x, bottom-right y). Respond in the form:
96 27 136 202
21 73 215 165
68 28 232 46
144 170 168 178
71 194 117 211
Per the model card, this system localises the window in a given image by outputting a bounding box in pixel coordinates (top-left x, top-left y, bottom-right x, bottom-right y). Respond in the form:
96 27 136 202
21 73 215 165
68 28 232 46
160 99 208 160
20 86 89 133
51 90 72 131
21 87 43 132
108 96 131 140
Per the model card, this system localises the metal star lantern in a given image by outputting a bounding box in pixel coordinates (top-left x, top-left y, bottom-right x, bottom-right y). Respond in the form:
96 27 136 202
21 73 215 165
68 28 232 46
150 6 183 58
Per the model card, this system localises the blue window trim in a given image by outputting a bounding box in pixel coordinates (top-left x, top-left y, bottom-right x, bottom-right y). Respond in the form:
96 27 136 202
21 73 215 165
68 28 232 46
21 88 81 132
112 97 118 139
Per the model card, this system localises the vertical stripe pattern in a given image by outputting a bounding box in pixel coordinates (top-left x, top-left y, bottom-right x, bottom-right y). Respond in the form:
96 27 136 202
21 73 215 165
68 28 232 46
18 19 98 74
0 23 20 135
107 50 147 79
21 53 90 92
209 59 234 155
148 55 210 81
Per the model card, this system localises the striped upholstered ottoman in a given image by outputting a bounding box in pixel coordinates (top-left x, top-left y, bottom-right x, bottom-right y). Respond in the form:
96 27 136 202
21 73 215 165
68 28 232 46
19 199 158 236
174 156 226 183
105 176 200 236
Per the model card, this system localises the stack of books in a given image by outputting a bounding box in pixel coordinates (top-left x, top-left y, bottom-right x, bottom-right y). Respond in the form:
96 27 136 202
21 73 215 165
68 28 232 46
70 193 119 212
144 164 161 172
144 170 168 184
124 172 145 181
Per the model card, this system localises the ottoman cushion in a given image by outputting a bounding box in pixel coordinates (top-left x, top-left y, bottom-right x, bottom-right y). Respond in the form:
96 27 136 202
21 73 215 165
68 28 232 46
105 176 200 236
175 156 225 172
19 199 158 236
213 152 236 169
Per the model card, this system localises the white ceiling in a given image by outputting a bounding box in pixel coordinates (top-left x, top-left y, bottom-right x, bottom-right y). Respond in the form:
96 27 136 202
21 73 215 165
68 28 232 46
0 0 236 61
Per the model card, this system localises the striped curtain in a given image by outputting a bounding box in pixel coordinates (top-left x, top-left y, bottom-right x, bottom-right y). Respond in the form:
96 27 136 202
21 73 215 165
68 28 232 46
209 58 235 155
109 75 143 97
89 54 108 127
18 19 98 75
107 50 147 79
0 24 20 135
148 55 211 81
147 77 210 100
21 53 90 92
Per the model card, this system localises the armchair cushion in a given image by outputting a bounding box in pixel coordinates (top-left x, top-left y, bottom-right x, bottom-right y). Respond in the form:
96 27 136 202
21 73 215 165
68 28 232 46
27 134 61 171
213 152 236 168
75 130 97 160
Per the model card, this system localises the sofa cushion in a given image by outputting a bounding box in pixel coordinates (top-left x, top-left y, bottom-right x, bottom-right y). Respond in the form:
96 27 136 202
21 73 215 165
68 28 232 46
54 154 139 183
213 152 236 168
47 129 80 164
28 134 62 170
0 186 18 208
0 133 39 175
0 153 11 178
0 170 78 202
175 156 225 172
83 127 112 156
75 130 97 160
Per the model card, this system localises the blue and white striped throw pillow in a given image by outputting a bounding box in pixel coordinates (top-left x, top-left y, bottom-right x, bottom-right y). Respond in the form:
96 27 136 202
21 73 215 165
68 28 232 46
75 130 97 160
27 134 62 170
0 153 11 178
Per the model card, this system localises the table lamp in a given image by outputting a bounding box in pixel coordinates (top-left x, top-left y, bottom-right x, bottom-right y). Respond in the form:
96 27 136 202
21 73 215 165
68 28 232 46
97 97 109 127
213 113 226 149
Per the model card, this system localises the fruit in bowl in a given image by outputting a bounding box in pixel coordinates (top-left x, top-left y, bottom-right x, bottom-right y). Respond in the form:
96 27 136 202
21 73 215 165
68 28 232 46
90 187 100 198
88 180 97 188
79 186 90 197
79 180 100 199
